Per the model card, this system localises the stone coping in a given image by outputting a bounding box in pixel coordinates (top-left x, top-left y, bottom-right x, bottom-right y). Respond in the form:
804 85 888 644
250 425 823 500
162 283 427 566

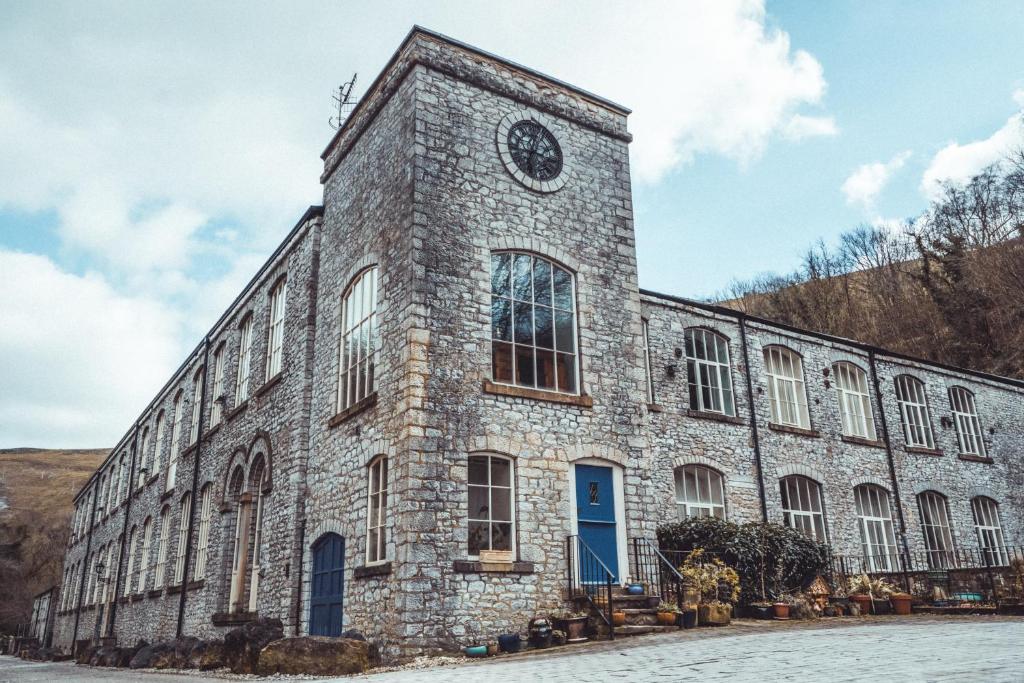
452 560 535 574
329 393 378 428
767 423 821 438
482 380 593 407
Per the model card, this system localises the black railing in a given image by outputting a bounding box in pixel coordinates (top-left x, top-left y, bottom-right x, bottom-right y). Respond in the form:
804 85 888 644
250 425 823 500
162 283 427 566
566 534 614 638
631 538 686 626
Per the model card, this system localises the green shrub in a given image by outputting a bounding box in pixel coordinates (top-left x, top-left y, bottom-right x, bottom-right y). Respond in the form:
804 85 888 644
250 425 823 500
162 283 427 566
657 517 829 604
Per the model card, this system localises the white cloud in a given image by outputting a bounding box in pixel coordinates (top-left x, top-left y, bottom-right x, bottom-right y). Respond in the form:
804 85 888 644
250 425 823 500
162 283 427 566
0 250 181 447
842 151 912 210
783 115 839 141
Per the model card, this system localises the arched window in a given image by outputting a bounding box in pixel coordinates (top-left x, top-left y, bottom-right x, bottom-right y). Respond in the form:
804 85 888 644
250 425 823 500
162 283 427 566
894 375 934 448
227 456 270 613
194 483 213 580
764 347 810 429
949 387 986 457
154 505 171 588
918 491 955 568
971 497 1007 566
117 452 129 503
833 362 875 439
167 391 183 491
685 329 735 416
468 454 515 557
138 516 153 593
247 458 267 611
210 344 226 427
138 427 151 487
235 315 254 405
674 465 726 519
853 485 897 571
366 456 389 565
490 251 577 394
189 367 204 445
266 277 287 379
153 411 166 477
227 466 247 612
123 526 137 597
338 266 380 411
780 475 826 542
174 492 192 585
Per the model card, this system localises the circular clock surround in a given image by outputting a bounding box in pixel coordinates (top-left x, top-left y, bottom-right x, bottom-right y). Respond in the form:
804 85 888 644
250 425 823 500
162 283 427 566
496 110 571 193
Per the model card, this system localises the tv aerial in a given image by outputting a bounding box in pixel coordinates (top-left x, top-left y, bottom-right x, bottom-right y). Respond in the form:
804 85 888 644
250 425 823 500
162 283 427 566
329 74 358 130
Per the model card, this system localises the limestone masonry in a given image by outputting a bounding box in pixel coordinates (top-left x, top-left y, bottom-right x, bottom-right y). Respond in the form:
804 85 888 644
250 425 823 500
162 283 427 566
53 27 1023 660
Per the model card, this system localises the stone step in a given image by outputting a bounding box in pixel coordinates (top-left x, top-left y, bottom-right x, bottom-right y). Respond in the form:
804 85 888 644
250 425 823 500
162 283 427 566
612 625 680 637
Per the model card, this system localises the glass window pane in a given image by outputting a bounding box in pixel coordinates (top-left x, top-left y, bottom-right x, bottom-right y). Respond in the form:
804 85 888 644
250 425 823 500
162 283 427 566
515 345 535 386
492 342 514 383
491 253 511 297
491 458 511 487
536 349 556 389
492 298 512 341
468 457 488 485
534 306 553 349
552 267 573 310
513 302 534 344
555 309 574 352
468 521 488 555
490 488 511 521
533 259 552 305
491 523 512 551
468 486 489 519
556 353 576 393
513 254 532 301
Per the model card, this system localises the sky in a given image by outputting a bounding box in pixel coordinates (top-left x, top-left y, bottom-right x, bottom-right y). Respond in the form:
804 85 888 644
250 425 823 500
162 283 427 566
1 0 1023 448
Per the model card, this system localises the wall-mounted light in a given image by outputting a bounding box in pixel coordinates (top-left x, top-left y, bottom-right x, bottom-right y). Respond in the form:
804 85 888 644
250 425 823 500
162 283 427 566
665 364 678 379
673 347 683 359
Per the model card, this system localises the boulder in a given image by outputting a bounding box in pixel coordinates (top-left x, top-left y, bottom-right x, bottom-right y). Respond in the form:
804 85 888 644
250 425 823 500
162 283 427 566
90 645 120 667
75 644 99 665
256 636 370 676
114 645 138 667
223 617 284 674
188 640 227 670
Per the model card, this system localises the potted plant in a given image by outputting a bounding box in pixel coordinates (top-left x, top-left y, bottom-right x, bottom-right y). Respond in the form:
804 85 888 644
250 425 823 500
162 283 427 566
656 601 681 626
550 610 589 642
679 548 740 627
611 610 627 626
772 599 790 619
846 574 875 614
625 577 645 595
889 592 912 615
746 601 774 619
681 603 698 628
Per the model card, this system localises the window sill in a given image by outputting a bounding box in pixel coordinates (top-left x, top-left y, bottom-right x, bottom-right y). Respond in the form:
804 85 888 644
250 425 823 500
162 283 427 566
254 372 283 399
767 423 820 438
686 408 745 425
957 453 994 464
212 611 258 626
147 473 160 486
182 441 198 457
329 393 378 428
353 562 392 579
202 423 221 441
118 596 130 605
166 584 183 595
453 560 535 574
482 380 593 407
226 400 248 423
160 488 175 502
905 445 943 457
840 435 886 449
147 589 164 599
186 579 205 591
130 592 145 602
647 403 665 413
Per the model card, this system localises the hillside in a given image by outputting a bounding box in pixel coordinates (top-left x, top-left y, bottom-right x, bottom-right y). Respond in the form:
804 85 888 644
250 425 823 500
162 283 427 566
0 447 108 634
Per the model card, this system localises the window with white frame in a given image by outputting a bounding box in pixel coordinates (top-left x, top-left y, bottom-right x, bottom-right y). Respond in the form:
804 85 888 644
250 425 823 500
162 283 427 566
764 346 810 428
235 316 253 405
366 456 389 564
918 491 955 568
949 387 986 456
210 345 225 427
685 328 735 416
105 468 116 514
468 454 515 557
118 453 128 503
138 516 152 593
780 475 827 542
833 362 876 440
338 267 380 411
189 368 203 444
490 251 577 394
854 484 898 571
674 465 726 519
167 392 182 491
154 506 170 588
174 493 191 584
153 411 165 476
894 375 934 448
123 526 137 597
138 427 151 487
266 278 287 379
194 484 212 580
643 319 655 404
971 497 1007 566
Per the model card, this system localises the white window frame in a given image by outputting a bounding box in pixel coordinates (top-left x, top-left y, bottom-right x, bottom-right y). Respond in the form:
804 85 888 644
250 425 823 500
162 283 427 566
194 485 212 580
853 484 898 571
153 411 165 477
174 493 191 585
780 475 827 542
338 266 380 411
971 497 1008 566
764 346 810 429
674 465 726 519
138 427 151 488
642 319 654 404
210 345 225 427
167 391 182 492
467 454 516 559
265 278 287 380
189 368 203 444
685 328 735 416
919 491 955 569
894 375 935 448
235 316 253 405
366 456 389 565
490 251 579 395
949 387 986 457
123 526 137 597
154 506 170 589
833 362 876 440
138 516 152 593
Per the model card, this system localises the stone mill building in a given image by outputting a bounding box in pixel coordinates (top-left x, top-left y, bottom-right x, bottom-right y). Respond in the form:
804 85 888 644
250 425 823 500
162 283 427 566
52 27 1024 659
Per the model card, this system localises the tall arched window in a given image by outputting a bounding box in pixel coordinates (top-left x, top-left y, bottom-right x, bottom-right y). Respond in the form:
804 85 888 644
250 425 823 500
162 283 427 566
833 362 875 439
227 466 247 612
138 516 153 593
247 458 267 611
780 475 826 542
235 315 254 405
138 427 151 487
949 387 986 457
265 277 287 379
154 505 171 588
189 367 204 445
685 329 735 416
338 266 380 411
971 497 1007 566
123 526 137 597
674 465 726 519
918 491 955 568
153 411 166 477
468 454 515 557
210 344 226 427
764 346 810 429
366 456 389 565
490 251 577 394
853 484 897 571
226 456 270 613
174 492 191 585
167 391 183 491
194 484 213 580
894 375 934 448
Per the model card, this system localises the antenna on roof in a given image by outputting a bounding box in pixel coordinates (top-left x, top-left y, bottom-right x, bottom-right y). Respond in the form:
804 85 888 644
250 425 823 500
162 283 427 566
329 74 358 131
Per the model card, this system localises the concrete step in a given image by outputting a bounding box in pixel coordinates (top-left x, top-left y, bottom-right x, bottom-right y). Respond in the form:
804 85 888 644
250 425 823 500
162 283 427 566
612 625 680 637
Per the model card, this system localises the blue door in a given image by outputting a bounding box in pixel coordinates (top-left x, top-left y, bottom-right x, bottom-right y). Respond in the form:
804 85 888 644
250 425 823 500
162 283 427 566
309 533 344 636
575 464 619 582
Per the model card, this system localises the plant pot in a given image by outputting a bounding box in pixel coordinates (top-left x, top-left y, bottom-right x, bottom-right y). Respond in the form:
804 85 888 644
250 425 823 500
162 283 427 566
890 594 912 615
464 645 488 657
611 611 627 627
626 583 645 595
556 617 588 643
682 609 697 629
746 604 774 620
872 598 892 615
850 594 872 615
497 634 521 653
697 603 731 626
772 602 790 619
656 611 677 625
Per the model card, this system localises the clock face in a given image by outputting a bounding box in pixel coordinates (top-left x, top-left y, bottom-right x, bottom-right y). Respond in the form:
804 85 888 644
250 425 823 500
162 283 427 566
507 121 563 181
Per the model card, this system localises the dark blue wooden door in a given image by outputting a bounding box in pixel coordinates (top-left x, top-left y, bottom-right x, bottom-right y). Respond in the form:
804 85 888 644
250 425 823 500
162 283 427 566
575 464 619 582
309 533 344 636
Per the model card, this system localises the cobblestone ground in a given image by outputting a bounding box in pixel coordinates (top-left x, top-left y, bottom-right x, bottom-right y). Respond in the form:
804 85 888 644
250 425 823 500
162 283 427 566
1 617 1022 682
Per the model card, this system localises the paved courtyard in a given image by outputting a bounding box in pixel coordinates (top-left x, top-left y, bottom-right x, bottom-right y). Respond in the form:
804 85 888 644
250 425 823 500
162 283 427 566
1 617 1022 682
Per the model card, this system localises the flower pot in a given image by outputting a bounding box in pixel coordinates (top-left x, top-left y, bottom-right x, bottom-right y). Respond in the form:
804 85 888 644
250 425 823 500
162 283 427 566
555 617 588 643
890 594 912 616
612 611 627 627
872 598 892 615
626 583 645 595
464 645 488 657
746 604 774 620
772 602 790 619
850 594 872 615
682 609 697 629
656 611 677 626
497 634 521 653
697 603 731 626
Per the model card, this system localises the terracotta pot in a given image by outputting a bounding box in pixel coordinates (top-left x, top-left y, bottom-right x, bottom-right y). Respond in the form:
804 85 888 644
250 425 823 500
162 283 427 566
890 594 912 615
562 617 588 642
772 602 790 619
850 594 872 614
612 611 626 626
697 603 731 626
657 611 677 625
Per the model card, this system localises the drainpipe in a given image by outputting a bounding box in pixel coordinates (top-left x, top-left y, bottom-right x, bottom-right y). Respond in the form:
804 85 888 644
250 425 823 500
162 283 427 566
294 518 306 636
71 472 101 653
868 350 911 561
176 338 211 637
108 424 141 637
739 315 769 522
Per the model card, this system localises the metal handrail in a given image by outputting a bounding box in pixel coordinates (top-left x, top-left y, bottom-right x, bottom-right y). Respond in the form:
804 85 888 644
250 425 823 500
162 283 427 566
566 534 615 638
632 537 687 625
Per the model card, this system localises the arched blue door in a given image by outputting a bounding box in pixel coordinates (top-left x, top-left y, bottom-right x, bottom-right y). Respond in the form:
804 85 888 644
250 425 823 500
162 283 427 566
309 533 344 636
